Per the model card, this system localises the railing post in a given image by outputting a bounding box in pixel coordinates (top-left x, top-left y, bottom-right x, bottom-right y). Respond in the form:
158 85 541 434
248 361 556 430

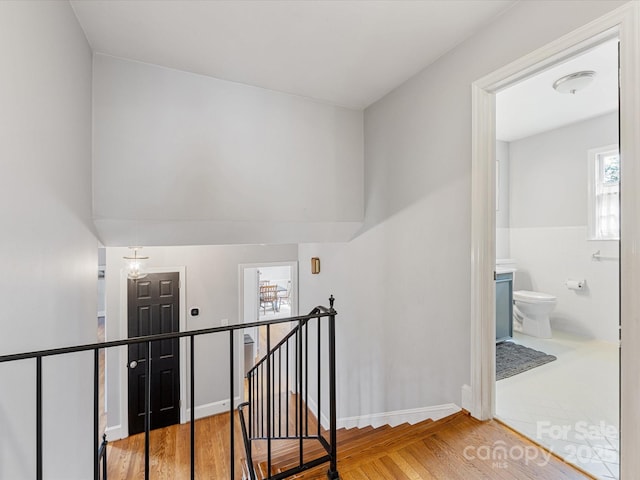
278 348 282 437
305 319 309 436
327 296 339 479
145 341 151 480
94 349 100 480
266 325 272 477
317 316 321 438
102 434 108 480
229 330 235 480
36 356 42 480
286 340 289 438
190 336 195 480
297 320 303 467
248 373 253 456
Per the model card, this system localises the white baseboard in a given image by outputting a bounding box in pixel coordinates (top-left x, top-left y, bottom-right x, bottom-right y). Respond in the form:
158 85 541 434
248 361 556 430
185 396 242 421
105 425 124 442
337 403 461 429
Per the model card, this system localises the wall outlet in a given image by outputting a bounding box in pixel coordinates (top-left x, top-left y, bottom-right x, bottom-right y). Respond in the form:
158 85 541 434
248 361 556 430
221 318 228 326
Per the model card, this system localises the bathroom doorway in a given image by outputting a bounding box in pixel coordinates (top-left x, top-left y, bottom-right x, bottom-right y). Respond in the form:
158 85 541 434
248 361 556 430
470 6 640 478
493 38 620 479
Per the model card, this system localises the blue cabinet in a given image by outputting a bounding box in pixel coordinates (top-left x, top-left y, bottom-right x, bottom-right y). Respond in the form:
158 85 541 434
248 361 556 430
496 272 513 342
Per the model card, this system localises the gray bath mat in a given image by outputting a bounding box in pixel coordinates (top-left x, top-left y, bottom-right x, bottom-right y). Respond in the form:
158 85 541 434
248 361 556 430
496 342 557 380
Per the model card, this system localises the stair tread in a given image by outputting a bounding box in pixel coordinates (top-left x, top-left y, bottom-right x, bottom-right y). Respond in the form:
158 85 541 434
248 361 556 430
250 424 384 462
266 417 444 475
279 414 470 478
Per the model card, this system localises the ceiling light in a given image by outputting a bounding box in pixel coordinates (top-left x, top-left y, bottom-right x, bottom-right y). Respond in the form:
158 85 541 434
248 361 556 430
124 247 149 280
552 71 596 94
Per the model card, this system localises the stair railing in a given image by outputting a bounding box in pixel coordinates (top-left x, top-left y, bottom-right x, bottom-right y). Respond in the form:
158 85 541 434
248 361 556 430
0 298 338 480
239 296 339 480
97 434 108 480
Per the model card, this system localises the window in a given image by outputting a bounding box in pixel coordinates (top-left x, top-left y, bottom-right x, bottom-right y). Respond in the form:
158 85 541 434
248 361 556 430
588 144 620 240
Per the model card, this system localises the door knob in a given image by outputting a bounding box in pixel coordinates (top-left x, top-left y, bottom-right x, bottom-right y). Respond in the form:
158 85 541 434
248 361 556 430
129 360 138 369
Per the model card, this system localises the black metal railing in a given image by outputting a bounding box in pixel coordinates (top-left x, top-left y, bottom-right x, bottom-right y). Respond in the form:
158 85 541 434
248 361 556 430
238 296 339 480
98 434 108 480
0 297 338 480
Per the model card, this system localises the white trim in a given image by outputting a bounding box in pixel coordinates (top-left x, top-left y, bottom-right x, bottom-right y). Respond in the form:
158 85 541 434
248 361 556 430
470 82 497 422
185 396 242 421
104 424 124 442
470 2 640 477
98 310 106 318
118 266 188 438
618 3 640 478
337 404 461 430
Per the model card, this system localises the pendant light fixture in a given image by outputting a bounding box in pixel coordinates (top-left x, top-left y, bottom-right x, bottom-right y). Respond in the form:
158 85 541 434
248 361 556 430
124 247 149 280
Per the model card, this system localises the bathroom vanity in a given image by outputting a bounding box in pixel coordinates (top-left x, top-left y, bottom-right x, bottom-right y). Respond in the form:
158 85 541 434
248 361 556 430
495 271 514 342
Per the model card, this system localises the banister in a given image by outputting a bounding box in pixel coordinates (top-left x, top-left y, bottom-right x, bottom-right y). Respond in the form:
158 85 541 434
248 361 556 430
0 306 335 363
248 317 308 375
248 298 336 376
1 299 338 480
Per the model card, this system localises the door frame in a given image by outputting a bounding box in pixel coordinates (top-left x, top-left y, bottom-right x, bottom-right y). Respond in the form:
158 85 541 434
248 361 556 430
119 266 187 439
238 261 299 393
469 2 640 477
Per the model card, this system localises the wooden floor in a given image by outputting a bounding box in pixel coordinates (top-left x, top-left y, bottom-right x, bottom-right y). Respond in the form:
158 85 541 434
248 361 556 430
286 413 591 480
107 412 246 479
106 408 590 480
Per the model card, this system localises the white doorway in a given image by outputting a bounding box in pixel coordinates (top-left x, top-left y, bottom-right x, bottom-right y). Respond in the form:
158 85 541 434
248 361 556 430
494 38 619 479
239 262 298 387
469 3 640 478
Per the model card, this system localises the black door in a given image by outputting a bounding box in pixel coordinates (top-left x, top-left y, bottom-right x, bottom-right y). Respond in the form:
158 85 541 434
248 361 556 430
128 272 180 435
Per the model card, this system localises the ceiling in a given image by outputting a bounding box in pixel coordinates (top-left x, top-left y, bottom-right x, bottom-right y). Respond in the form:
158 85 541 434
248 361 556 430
496 38 618 142
70 0 515 110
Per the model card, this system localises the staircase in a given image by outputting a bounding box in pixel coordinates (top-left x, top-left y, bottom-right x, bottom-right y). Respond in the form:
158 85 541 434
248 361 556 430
240 298 339 480
246 418 433 479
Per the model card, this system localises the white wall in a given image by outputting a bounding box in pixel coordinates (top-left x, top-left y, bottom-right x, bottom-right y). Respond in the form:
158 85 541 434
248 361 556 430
509 112 619 342
104 245 297 434
299 0 625 422
496 140 511 258
93 54 364 246
258 265 291 289
0 2 96 478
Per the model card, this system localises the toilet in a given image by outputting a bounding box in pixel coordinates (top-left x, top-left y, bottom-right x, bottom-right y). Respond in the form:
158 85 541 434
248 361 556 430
513 290 557 338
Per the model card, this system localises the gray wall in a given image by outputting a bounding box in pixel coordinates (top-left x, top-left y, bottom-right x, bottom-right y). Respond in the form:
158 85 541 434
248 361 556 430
93 54 364 246
510 112 618 228
496 140 511 258
0 2 97 478
496 140 510 229
299 0 624 422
